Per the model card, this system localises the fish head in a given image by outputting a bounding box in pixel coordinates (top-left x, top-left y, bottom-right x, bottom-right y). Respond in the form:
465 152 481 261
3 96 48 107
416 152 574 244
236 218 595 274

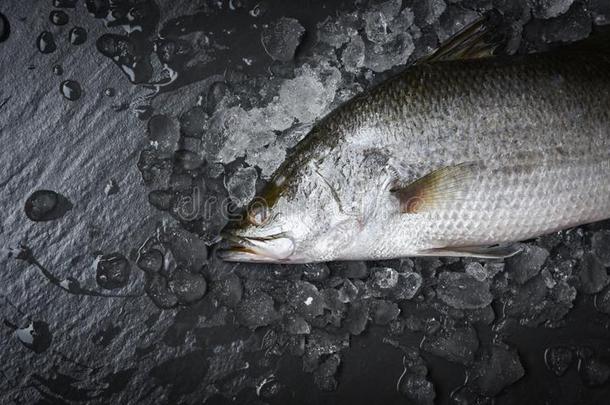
218 174 321 263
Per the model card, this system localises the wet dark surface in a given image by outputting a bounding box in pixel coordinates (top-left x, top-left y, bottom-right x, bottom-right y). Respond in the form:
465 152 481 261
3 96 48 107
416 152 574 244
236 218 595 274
1 1 610 404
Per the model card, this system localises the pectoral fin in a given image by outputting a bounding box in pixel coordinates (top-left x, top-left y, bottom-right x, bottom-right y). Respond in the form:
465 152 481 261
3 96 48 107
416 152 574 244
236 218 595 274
420 244 522 259
390 162 478 214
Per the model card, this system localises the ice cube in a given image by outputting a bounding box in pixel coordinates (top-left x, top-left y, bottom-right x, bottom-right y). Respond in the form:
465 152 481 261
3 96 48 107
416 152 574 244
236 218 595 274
279 64 342 124
424 0 447 25
484 262 506 279
303 330 350 372
180 105 209 138
436 5 478 43
289 281 325 319
169 268 207 304
369 267 399 290
300 263 331 282
531 0 576 19
338 279 361 303
236 292 280 329
364 11 391 44
503 274 577 327
227 166 258 207
344 300 370 335
398 353 436 405
371 299 401 325
591 230 610 267
244 142 286 178
394 270 423 300
362 0 406 43
210 273 243 308
506 244 550 284
364 32 415 72
522 3 591 46
398 373 435 405
285 314 311 335
341 34 365 73
144 273 179 309
313 353 341 391
330 261 369 279
164 227 209 271
352 1 417 73
422 324 479 365
368 267 423 300
577 253 609 294
374 0 403 20
322 288 348 327
317 12 361 49
261 17 305 62
208 63 340 174
436 271 492 309
468 345 525 396
464 262 487 281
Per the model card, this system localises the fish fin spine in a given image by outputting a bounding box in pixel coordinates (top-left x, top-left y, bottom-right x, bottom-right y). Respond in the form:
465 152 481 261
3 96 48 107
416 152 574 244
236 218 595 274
418 13 504 64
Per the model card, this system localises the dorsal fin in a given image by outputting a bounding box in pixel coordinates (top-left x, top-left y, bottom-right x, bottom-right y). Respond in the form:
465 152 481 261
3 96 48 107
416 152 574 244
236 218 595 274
418 14 503 64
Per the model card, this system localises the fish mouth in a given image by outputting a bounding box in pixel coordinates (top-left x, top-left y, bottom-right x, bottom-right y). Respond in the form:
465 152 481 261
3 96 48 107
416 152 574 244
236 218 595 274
217 232 295 263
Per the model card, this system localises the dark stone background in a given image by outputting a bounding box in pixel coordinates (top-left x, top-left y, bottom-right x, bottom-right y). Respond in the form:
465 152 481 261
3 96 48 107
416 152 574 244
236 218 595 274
1 0 610 404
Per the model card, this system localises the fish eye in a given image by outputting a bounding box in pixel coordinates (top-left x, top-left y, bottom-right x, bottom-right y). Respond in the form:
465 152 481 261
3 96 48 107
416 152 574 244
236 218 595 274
247 199 269 226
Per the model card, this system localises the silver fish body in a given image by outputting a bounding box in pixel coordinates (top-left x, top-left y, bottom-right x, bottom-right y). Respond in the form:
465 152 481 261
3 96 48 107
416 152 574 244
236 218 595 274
220 41 610 263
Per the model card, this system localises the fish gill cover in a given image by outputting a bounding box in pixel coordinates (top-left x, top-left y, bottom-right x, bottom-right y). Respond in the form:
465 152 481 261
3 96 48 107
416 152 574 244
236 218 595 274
0 0 609 404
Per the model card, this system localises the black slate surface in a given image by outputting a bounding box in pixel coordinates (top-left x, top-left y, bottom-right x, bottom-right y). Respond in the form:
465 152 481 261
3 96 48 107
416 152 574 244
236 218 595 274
1 1 610 404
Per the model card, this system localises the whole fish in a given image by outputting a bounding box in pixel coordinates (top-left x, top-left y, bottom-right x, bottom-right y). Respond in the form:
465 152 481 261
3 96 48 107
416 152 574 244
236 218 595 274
219 20 610 263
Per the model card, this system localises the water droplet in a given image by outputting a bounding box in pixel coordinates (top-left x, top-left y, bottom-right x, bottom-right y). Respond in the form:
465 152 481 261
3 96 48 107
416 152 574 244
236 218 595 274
137 249 164 272
96 253 131 290
52 64 63 75
36 31 56 54
60 80 82 101
0 12 10 43
15 321 52 353
229 0 246 10
249 2 269 18
85 0 110 18
50 10 69 26
24 190 72 221
69 26 87 45
544 346 574 376
53 0 77 8
104 87 115 97
96 34 153 84
135 104 153 120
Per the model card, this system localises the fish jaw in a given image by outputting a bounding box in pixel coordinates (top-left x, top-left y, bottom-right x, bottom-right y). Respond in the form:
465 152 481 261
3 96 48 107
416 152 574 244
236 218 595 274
217 232 296 263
